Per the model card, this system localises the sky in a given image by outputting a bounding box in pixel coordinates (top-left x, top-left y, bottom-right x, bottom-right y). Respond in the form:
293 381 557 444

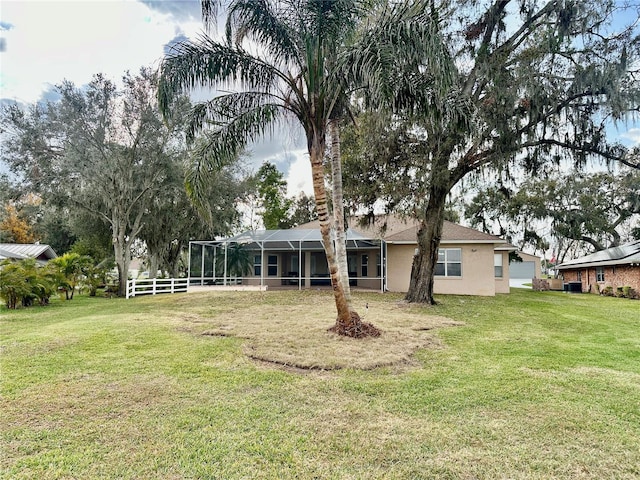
0 0 638 195
0 0 312 195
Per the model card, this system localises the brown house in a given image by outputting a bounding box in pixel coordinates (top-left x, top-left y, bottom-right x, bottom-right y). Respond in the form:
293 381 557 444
556 240 640 294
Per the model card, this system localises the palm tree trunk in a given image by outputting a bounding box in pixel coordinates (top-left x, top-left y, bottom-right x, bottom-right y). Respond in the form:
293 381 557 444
328 118 352 307
309 141 350 317
310 137 379 338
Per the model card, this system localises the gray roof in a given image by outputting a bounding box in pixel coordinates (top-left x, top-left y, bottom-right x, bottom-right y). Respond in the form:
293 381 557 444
557 240 640 270
297 215 510 245
0 243 58 261
191 228 380 251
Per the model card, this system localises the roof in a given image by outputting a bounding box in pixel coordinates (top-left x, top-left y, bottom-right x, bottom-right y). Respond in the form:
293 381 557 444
512 251 541 262
197 215 514 252
0 243 58 261
299 214 510 245
557 240 640 270
191 228 380 251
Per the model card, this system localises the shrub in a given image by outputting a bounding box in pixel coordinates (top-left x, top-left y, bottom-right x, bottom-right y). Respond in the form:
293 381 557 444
621 286 638 300
0 259 56 309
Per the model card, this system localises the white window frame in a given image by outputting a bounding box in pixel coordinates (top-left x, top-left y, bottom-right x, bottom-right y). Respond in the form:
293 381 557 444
494 253 503 278
436 248 462 277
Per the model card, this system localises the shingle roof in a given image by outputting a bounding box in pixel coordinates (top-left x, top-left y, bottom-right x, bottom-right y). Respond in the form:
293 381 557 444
298 214 509 245
557 240 640 269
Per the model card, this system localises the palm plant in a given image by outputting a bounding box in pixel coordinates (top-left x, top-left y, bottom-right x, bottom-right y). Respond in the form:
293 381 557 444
49 252 92 300
159 0 372 335
159 0 447 333
0 260 32 309
216 243 253 281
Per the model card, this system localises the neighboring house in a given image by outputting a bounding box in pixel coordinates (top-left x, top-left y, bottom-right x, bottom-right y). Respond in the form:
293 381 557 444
556 240 640 294
189 215 516 297
510 251 542 280
0 243 57 264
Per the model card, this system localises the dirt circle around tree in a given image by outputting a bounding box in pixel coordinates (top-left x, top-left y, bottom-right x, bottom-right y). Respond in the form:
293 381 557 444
179 292 464 371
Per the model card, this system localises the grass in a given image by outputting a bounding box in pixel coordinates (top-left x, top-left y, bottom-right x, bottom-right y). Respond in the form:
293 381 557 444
1 289 639 479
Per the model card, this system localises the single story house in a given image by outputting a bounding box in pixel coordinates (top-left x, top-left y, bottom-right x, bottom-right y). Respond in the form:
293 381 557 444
509 251 542 280
188 215 516 296
556 240 640 294
0 243 57 264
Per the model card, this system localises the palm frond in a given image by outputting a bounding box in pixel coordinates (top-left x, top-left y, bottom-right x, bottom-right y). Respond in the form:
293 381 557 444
186 91 285 139
226 0 300 67
158 34 283 118
185 101 283 223
342 0 458 115
201 0 223 28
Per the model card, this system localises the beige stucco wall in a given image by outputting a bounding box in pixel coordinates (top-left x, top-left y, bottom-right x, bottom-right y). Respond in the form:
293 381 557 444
240 243 505 296
494 251 511 294
385 243 499 296
385 244 415 292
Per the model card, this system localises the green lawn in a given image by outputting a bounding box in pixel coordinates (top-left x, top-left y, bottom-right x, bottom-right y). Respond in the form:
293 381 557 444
1 289 639 479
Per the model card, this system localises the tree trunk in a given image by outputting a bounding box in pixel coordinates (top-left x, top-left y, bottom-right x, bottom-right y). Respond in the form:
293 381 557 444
113 220 131 297
309 139 378 337
167 241 182 279
148 253 159 279
328 118 352 307
309 141 349 317
405 156 451 305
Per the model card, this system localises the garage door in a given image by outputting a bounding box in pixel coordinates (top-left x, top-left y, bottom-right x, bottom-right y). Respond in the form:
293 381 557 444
510 261 535 279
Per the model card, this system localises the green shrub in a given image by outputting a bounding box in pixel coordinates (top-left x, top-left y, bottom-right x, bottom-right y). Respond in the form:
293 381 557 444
0 259 56 309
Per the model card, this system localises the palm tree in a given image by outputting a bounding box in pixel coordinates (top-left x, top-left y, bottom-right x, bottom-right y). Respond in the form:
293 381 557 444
49 253 91 300
159 0 376 336
159 0 449 332
216 243 253 280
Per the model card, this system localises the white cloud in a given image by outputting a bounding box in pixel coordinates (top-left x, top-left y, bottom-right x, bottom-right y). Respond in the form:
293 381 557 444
0 0 316 193
0 0 202 103
620 128 640 145
284 151 313 197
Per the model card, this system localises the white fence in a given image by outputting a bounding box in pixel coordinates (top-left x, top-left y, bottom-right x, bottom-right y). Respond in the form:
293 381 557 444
125 278 189 299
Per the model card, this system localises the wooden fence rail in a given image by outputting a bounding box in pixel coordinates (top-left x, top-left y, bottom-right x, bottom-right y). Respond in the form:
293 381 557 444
125 278 189 299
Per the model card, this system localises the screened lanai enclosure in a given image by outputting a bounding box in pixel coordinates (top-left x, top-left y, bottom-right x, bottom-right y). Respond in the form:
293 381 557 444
189 229 386 291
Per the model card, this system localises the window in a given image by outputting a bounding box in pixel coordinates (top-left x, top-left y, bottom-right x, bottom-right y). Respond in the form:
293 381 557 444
268 255 278 276
576 270 582 281
596 267 605 282
494 253 503 278
361 254 369 277
253 255 262 276
376 253 381 277
436 248 462 277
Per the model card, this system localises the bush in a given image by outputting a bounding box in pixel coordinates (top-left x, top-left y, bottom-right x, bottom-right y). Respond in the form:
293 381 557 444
0 259 56 309
621 286 638 300
602 286 614 297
